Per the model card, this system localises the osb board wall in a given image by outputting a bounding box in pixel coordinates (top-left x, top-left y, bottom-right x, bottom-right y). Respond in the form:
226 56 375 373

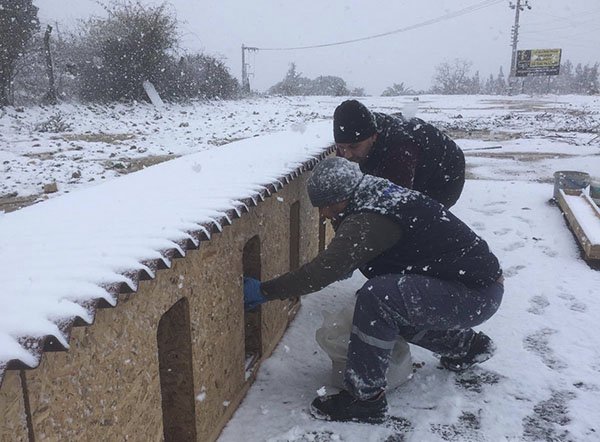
3 173 321 442
0 371 29 441
258 174 320 358
23 291 168 441
194 173 320 441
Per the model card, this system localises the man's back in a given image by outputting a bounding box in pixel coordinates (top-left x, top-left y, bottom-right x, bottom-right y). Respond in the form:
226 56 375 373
360 112 465 207
342 174 501 288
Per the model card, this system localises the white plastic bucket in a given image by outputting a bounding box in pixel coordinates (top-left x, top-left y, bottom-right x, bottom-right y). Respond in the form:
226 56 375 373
315 303 412 390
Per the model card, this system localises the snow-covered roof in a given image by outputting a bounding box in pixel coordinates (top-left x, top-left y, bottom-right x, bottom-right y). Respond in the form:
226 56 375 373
0 121 333 385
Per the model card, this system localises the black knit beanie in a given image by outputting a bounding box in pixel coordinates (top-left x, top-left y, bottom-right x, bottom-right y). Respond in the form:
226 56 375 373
333 100 377 143
307 157 364 207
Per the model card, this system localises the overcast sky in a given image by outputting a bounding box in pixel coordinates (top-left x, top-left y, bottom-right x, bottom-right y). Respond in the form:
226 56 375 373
36 0 600 95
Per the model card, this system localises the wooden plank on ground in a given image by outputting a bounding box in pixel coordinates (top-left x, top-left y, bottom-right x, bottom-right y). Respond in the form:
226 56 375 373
557 189 600 260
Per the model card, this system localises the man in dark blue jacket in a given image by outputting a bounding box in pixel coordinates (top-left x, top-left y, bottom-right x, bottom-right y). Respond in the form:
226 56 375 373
243 157 503 423
333 99 465 208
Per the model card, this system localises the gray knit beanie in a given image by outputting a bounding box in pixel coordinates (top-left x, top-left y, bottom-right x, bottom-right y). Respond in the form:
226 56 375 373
307 157 364 207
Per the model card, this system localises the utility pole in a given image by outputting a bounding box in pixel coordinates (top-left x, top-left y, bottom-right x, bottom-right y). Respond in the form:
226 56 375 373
508 0 532 93
241 44 258 94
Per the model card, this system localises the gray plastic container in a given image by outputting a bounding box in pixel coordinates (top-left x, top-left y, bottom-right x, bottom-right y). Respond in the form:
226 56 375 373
553 171 591 199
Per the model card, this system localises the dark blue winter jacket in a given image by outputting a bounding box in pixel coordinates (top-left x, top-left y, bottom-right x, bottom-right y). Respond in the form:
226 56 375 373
341 175 502 288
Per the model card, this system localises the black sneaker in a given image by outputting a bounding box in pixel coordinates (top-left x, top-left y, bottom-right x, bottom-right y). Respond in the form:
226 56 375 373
440 332 496 372
310 390 388 424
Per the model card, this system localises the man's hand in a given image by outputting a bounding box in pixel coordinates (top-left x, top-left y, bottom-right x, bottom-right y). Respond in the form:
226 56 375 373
243 277 267 311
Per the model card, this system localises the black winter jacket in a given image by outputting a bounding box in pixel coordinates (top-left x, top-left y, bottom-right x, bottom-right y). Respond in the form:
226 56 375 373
261 175 501 300
343 175 502 288
359 112 465 208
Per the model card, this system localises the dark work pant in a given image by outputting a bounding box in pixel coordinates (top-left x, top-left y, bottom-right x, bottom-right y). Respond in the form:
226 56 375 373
344 274 503 400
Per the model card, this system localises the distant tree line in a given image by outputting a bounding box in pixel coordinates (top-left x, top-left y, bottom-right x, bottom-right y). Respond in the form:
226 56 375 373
1 0 239 106
422 58 599 96
268 63 365 97
516 60 599 95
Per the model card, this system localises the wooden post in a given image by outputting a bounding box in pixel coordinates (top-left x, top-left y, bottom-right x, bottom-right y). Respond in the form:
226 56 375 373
43 25 58 105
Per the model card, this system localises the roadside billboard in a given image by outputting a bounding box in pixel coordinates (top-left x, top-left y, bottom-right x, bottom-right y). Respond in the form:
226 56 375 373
516 49 562 77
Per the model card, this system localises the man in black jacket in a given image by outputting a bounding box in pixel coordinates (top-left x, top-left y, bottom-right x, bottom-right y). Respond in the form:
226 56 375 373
243 157 503 423
333 99 465 208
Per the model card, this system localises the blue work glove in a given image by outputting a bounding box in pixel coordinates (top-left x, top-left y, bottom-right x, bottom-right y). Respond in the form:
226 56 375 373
243 277 267 311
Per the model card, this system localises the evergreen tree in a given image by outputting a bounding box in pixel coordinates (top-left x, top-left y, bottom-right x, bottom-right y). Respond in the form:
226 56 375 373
0 0 39 106
483 74 495 94
494 67 507 95
586 63 599 94
268 63 308 96
556 60 573 94
470 71 481 94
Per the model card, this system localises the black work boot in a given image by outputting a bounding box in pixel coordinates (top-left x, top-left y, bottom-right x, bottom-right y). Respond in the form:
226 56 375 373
440 331 496 372
310 390 388 424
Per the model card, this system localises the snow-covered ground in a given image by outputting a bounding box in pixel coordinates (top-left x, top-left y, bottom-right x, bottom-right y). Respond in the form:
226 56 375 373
2 95 598 208
1 94 600 441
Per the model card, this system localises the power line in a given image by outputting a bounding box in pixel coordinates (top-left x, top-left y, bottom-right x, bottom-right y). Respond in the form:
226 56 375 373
525 23 600 43
521 16 600 34
529 7 600 25
525 36 600 51
251 0 504 51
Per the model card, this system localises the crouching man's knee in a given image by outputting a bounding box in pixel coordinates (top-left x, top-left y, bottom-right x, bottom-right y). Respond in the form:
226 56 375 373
356 274 402 306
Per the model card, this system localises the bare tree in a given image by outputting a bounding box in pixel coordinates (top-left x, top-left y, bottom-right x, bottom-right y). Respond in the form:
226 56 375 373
431 59 474 95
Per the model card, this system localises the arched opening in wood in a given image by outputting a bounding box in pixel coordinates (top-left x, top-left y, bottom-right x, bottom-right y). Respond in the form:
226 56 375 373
157 297 197 442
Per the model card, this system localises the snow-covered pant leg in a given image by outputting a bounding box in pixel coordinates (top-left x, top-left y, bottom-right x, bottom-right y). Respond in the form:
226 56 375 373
344 274 407 400
343 274 503 399
395 274 503 358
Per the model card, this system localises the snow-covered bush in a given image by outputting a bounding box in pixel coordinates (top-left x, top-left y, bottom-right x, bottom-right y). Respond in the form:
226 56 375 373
381 82 415 97
268 63 352 96
75 1 178 102
64 1 239 102
35 113 73 132
163 53 239 100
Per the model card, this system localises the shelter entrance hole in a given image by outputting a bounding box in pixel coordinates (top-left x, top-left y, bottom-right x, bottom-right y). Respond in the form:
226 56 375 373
243 235 262 373
157 297 197 442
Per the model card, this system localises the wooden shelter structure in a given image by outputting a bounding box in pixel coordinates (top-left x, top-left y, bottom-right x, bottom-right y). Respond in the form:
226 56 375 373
0 143 334 441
